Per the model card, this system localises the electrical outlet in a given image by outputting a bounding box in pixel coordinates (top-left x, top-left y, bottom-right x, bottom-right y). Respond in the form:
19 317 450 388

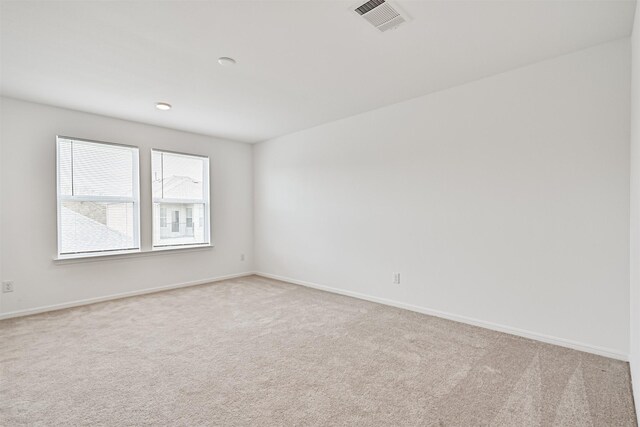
393 273 400 285
240 253 245 261
2 281 14 293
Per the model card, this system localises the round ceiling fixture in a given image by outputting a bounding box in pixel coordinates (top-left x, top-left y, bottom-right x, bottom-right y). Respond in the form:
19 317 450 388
156 102 172 111
218 57 236 66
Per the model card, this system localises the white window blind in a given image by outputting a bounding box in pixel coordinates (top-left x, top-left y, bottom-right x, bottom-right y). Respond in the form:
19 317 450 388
151 150 210 248
56 137 140 257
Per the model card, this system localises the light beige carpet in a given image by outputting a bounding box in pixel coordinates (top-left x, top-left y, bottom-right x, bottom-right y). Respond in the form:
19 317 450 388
0 275 636 426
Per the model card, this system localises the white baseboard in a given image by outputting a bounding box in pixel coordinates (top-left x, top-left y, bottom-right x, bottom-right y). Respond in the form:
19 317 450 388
0 272 255 321
631 356 640 425
255 272 629 362
2 270 629 362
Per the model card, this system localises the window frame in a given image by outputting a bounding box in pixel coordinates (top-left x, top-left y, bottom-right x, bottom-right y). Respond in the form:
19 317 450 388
56 136 141 259
151 149 211 250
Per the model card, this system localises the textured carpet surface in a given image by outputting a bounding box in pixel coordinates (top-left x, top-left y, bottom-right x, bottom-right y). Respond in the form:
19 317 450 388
0 275 636 426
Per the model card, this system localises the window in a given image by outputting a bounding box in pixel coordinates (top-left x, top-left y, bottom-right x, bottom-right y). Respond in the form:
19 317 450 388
152 150 210 248
160 207 167 227
186 207 193 228
56 137 140 257
172 210 180 232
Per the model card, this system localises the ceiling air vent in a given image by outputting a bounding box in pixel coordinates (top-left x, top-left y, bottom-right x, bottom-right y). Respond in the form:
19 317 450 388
354 0 407 32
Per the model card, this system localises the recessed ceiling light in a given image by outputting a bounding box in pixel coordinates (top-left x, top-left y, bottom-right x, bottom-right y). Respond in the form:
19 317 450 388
156 102 172 111
218 57 236 66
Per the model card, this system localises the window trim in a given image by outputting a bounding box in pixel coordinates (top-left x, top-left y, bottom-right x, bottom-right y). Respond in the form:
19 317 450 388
150 149 211 250
55 135 141 259
53 244 212 263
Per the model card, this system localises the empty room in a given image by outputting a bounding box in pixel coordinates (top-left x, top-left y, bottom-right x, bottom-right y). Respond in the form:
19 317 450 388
1 0 640 425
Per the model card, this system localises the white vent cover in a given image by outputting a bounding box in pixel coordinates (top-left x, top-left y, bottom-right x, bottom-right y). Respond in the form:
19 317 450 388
354 0 406 32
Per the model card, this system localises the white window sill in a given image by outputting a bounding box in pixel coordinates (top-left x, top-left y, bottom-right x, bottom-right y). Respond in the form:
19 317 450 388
53 244 213 264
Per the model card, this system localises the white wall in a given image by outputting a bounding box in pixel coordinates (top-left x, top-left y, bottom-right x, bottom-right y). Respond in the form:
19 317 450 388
629 0 640 419
254 39 631 357
0 97 253 315
0 99 3 302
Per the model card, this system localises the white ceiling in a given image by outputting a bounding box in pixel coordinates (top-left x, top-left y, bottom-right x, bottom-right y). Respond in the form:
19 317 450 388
1 0 636 143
